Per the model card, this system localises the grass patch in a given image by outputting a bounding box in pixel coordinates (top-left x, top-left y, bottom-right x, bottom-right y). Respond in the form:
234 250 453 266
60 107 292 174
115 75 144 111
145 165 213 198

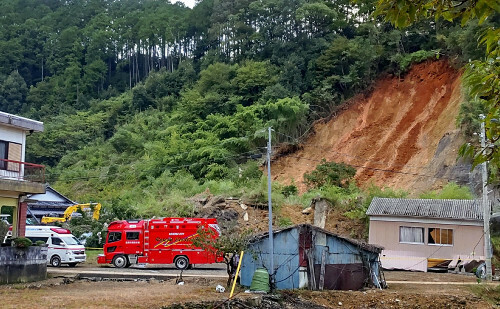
84 248 103 266
470 284 500 305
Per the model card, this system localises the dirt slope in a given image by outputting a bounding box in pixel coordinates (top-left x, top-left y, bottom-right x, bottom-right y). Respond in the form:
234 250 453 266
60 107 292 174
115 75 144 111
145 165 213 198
273 60 468 193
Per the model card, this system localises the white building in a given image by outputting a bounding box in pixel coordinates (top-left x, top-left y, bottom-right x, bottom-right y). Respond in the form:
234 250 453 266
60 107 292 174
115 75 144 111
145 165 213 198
0 111 45 237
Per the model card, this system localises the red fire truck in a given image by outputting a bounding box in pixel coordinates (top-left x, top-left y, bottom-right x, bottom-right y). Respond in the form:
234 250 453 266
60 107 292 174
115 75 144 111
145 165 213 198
97 218 223 269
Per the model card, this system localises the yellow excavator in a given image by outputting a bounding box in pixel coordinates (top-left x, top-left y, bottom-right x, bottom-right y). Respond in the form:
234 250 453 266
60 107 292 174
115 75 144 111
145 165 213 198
41 203 101 224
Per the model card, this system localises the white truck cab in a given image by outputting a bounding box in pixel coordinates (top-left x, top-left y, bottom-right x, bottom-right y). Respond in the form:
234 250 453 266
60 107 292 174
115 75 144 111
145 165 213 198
24 226 86 267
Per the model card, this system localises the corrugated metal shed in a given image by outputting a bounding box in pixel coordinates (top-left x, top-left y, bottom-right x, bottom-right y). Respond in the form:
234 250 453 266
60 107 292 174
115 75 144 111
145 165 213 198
240 224 383 291
366 197 483 221
249 224 382 254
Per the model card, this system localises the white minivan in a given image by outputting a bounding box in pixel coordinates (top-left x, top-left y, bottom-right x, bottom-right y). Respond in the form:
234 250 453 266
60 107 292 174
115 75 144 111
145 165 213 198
24 226 86 267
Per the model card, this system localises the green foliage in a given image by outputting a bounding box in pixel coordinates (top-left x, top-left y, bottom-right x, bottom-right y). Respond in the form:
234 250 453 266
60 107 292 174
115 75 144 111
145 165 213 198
391 50 437 73
12 237 32 248
0 220 8 241
374 0 498 28
304 159 356 189
0 70 28 114
281 183 298 198
277 216 293 228
460 47 500 180
375 0 500 184
242 176 285 207
237 161 263 184
344 185 408 225
34 240 46 246
470 284 500 305
419 182 474 200
3 0 494 221
457 95 487 138
192 225 252 286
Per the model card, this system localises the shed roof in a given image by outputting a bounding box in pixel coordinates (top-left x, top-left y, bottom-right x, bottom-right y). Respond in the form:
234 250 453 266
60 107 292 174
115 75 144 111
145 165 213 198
250 224 383 253
366 197 483 221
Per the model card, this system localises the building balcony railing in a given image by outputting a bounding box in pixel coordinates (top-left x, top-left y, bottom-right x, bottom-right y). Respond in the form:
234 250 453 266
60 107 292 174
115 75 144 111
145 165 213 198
0 158 45 183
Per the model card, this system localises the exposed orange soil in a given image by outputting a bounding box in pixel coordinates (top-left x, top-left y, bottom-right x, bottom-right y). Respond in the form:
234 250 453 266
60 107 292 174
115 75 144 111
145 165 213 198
272 60 464 193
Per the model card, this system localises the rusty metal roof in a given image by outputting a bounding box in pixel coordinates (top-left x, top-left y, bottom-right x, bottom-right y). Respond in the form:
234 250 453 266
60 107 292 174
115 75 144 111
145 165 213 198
250 224 383 253
366 197 484 221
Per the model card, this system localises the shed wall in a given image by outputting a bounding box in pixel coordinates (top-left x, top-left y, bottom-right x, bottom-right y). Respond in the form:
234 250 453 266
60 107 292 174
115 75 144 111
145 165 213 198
240 228 300 290
312 233 379 290
241 227 381 290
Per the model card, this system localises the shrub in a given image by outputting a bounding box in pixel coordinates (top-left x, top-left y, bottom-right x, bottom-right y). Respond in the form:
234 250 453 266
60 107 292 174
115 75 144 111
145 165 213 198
12 237 32 248
304 159 356 189
277 216 293 227
419 182 473 199
34 240 47 246
281 184 298 197
0 221 8 241
392 50 437 73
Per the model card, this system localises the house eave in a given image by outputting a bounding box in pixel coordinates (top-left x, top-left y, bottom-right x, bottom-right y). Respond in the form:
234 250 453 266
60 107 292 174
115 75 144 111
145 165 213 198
0 179 46 195
369 215 483 226
0 112 44 132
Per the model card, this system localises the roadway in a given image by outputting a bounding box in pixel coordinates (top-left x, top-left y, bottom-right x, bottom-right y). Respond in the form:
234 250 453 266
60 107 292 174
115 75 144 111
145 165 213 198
48 263 228 280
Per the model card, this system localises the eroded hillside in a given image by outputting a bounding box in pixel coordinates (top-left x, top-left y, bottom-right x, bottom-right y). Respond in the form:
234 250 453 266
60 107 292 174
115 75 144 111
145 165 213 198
273 60 470 193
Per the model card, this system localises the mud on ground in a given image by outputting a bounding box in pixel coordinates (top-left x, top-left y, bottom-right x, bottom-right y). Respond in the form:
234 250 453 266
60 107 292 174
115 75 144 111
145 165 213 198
0 271 496 309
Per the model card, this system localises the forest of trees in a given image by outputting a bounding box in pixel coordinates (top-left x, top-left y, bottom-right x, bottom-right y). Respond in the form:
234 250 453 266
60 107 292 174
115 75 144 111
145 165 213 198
0 0 497 219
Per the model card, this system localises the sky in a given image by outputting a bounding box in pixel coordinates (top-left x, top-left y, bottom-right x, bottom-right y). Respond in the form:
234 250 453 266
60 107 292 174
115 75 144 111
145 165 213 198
177 0 196 8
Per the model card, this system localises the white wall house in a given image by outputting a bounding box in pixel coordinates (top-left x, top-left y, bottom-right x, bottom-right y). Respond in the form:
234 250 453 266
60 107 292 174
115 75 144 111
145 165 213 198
367 197 485 272
0 111 45 237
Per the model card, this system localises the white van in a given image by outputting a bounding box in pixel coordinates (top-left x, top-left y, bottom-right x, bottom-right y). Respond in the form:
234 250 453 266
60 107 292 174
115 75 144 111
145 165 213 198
25 226 86 267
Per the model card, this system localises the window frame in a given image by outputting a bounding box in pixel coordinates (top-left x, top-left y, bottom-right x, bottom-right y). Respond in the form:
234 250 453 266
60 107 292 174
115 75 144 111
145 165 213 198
427 227 453 246
51 237 64 246
0 140 8 170
399 226 425 245
107 231 122 243
126 231 140 240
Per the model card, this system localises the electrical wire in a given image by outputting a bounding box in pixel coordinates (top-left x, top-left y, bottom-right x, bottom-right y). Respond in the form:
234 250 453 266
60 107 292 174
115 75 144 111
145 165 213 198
273 129 463 172
38 148 267 182
279 154 467 182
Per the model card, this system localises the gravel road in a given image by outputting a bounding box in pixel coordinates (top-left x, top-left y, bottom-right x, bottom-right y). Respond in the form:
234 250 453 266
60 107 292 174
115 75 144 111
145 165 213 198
48 263 228 279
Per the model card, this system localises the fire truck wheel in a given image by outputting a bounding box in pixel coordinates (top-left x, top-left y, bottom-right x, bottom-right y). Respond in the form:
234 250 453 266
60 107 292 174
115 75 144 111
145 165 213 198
112 255 128 268
50 255 61 267
174 256 189 270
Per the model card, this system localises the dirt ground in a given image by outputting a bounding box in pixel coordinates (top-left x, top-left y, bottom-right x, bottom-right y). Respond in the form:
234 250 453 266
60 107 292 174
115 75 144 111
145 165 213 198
0 271 497 308
271 60 465 194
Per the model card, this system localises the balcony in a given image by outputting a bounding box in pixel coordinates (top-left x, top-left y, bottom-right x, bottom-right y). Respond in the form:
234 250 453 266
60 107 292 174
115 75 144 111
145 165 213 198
0 159 46 194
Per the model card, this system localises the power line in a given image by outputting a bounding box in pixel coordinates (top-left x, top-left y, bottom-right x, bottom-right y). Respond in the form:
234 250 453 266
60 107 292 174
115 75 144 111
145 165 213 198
43 149 267 182
279 154 466 182
273 130 443 171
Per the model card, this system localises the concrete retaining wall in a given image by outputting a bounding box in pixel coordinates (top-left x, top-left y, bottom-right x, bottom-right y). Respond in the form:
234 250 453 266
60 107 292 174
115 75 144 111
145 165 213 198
0 246 47 284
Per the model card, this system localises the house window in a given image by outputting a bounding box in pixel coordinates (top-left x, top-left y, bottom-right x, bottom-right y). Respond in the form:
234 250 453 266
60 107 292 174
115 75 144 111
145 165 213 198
0 141 7 170
428 228 453 245
0 140 21 171
399 226 424 244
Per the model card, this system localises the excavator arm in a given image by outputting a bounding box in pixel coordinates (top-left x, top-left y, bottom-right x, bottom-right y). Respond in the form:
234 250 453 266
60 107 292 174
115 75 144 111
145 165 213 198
41 203 101 224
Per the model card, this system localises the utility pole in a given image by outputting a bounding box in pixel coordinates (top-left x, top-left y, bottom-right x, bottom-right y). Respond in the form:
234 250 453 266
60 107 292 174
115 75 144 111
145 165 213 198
266 126 274 287
480 115 492 280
